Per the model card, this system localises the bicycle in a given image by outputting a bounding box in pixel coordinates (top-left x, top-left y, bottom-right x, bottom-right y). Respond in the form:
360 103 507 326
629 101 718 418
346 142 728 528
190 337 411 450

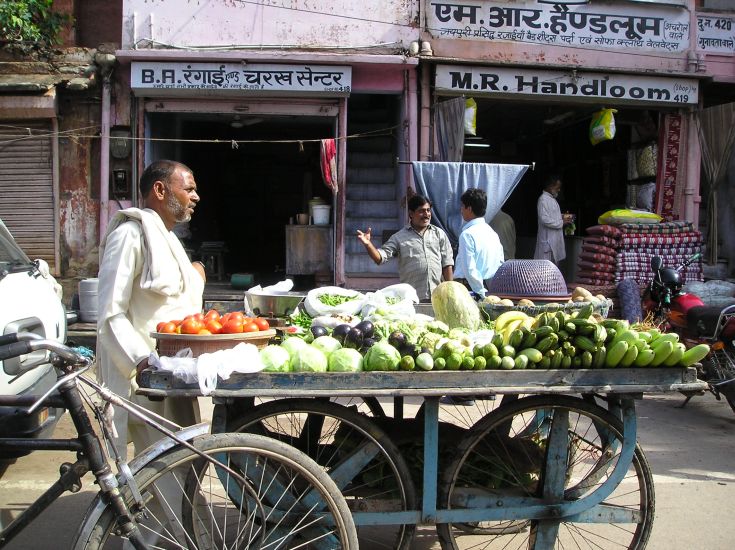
0 332 358 549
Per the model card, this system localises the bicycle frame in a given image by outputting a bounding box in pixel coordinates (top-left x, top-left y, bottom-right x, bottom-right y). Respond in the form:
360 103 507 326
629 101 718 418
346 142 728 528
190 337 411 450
0 346 211 549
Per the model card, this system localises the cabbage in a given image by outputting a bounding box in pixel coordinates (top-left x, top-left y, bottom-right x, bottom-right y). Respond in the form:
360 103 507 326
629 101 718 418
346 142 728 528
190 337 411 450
291 345 328 372
328 348 363 372
281 336 308 358
260 345 291 372
363 340 401 372
311 335 342 358
431 281 481 330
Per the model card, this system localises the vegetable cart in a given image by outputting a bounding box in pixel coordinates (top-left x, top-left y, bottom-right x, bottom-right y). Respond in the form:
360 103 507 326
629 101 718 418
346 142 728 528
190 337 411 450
139 367 706 549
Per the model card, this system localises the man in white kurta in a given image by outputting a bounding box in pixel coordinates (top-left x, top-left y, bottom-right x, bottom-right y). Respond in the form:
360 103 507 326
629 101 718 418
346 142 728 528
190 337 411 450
534 175 571 264
97 160 205 457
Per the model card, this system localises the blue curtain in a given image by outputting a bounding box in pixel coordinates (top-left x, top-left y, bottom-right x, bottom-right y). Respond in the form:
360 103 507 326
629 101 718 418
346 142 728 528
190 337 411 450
411 162 529 248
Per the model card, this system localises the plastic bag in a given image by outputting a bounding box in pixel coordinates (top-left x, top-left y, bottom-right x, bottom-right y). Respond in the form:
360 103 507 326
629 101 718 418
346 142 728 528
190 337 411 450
589 108 617 145
304 286 366 317
464 98 477 136
360 283 419 318
598 208 662 225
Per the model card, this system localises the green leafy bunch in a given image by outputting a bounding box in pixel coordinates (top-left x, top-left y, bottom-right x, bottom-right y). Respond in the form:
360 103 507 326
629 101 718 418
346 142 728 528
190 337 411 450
0 0 70 50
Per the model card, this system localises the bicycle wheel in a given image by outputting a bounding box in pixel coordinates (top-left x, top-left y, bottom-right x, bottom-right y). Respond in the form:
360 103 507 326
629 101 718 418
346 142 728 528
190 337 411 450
75 432 358 549
437 395 655 550
223 398 417 550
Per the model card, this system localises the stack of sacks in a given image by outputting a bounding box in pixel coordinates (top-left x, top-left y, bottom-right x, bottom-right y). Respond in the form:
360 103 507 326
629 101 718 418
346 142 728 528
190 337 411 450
576 225 621 286
615 221 704 284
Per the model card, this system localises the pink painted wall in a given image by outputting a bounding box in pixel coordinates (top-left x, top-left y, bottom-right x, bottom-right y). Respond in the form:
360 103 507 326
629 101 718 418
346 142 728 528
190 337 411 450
123 1 419 51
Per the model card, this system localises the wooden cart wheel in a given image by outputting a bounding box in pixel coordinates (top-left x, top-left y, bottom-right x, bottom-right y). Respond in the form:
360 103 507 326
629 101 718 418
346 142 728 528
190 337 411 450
220 398 418 550
437 395 655 550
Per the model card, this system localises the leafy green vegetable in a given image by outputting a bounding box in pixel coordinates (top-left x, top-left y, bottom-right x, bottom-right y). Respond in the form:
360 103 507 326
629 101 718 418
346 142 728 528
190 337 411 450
260 345 291 372
311 335 342 358
363 340 401 371
431 281 482 330
426 320 449 335
281 336 308 358
291 345 328 372
328 348 363 372
318 293 359 306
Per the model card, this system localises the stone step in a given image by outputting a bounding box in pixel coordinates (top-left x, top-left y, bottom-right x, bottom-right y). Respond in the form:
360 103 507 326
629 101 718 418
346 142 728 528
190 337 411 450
345 252 398 275
346 199 399 218
346 183 396 201
347 166 396 186
346 151 395 169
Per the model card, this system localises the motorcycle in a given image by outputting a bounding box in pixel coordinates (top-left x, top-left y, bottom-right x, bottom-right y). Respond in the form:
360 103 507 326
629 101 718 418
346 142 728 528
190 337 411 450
642 253 735 413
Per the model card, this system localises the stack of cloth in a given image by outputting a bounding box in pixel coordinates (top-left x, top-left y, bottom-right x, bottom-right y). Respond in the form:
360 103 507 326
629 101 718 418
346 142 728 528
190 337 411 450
576 225 621 286
615 220 704 284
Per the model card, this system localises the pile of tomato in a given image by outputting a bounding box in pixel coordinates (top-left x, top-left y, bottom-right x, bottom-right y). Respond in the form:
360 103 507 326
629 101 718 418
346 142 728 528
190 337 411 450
155 309 270 335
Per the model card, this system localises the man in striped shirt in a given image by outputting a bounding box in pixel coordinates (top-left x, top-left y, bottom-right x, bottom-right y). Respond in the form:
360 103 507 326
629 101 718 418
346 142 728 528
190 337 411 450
356 194 453 301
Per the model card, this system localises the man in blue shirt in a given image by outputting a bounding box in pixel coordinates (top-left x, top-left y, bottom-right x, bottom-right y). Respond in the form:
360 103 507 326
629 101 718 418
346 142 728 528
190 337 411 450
454 188 504 299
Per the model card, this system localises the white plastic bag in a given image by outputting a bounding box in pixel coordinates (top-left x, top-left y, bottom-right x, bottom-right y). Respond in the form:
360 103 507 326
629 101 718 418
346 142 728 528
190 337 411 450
360 283 419 318
304 286 366 317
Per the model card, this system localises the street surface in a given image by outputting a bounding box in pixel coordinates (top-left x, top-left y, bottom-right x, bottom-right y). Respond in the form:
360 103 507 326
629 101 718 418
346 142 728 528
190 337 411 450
1 392 733 549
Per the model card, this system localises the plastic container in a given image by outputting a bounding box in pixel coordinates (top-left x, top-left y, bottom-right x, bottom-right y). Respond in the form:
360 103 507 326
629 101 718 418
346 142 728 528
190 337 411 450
308 197 326 220
312 204 331 225
78 278 99 323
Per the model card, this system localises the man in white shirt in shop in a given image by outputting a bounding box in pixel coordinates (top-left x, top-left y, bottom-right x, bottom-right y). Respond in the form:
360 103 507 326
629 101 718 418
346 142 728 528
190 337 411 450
454 188 504 299
534 174 573 264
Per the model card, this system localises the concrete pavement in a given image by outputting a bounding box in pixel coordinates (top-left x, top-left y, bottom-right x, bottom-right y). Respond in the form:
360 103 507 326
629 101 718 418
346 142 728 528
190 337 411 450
0 392 733 549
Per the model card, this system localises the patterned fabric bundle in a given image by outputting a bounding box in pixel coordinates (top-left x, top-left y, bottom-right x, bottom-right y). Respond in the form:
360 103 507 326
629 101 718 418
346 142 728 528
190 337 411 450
619 232 702 247
618 221 693 234
613 222 703 285
575 221 703 287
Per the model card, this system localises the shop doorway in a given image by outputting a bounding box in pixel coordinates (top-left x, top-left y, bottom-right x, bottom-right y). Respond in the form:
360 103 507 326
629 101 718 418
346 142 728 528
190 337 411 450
145 110 336 288
459 99 666 257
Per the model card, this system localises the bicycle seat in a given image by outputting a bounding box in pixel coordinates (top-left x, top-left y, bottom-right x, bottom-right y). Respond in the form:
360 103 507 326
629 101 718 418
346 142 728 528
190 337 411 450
686 305 723 338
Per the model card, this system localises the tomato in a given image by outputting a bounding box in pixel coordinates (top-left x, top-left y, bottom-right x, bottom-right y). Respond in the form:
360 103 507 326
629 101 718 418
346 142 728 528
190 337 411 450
159 321 178 334
228 311 245 322
204 309 220 321
205 320 223 334
176 325 182 334
171 319 183 326
181 318 204 335
197 328 212 335
243 321 259 333
221 319 244 334
193 313 205 323
254 317 270 331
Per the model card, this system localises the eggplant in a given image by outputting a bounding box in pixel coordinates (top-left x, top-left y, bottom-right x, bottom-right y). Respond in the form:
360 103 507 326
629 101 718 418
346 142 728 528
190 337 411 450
361 337 377 352
388 330 407 349
355 320 375 339
310 325 328 339
400 343 420 359
344 327 364 349
331 323 352 344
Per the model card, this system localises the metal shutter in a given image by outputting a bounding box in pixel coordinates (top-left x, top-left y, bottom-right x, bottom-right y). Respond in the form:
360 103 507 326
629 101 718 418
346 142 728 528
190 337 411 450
0 120 56 271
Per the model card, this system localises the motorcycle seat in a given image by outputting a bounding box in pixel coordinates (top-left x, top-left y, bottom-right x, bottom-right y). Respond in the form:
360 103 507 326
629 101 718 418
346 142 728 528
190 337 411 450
686 305 723 337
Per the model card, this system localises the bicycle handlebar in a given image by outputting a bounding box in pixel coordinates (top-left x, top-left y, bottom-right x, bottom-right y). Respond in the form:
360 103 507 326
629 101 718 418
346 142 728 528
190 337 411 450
0 333 88 364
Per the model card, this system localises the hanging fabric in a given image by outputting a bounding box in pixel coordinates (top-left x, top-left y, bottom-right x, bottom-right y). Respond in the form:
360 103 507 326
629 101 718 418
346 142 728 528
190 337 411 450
434 97 466 161
320 138 338 195
410 162 529 248
654 113 687 222
695 102 735 264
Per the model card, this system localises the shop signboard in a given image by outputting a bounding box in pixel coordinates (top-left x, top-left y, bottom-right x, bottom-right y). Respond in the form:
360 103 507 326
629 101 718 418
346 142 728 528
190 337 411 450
131 62 352 95
435 65 699 106
426 0 690 53
697 13 735 55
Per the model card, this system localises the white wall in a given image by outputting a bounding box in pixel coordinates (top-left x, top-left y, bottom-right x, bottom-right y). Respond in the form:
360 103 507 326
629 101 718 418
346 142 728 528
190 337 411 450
123 0 418 50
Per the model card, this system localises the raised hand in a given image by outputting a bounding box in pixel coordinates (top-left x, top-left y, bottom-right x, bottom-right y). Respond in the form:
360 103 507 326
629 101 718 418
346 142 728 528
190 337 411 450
356 227 372 245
